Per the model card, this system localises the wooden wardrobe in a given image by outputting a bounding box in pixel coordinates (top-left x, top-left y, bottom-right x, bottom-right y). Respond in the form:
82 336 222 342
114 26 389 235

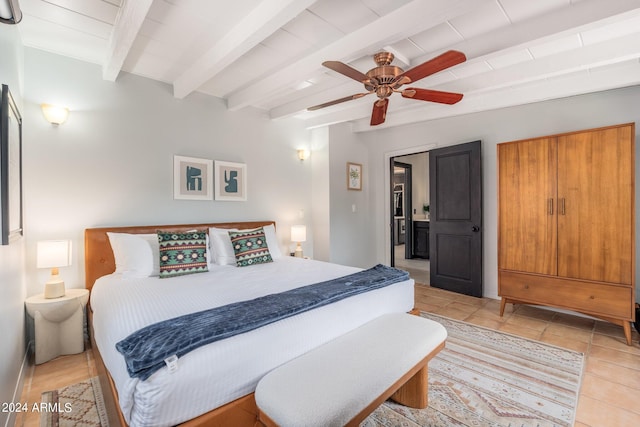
497 123 636 345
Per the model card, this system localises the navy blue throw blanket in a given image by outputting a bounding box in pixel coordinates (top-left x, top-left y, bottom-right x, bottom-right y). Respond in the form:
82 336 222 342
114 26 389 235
116 264 409 380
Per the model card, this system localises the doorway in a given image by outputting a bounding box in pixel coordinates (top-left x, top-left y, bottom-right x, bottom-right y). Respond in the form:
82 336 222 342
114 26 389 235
390 153 430 285
389 141 483 297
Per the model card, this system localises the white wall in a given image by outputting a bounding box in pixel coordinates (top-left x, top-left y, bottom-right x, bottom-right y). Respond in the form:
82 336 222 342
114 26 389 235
0 24 27 427
327 123 374 268
311 127 330 261
22 48 314 296
347 86 640 300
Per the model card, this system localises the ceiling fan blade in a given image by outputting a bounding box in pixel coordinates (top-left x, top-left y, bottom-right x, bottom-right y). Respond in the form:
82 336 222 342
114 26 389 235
323 61 369 83
307 92 371 111
370 98 389 126
402 88 463 104
396 50 466 85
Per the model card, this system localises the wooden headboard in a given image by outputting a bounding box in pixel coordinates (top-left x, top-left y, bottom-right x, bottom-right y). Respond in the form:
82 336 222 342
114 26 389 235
84 221 276 291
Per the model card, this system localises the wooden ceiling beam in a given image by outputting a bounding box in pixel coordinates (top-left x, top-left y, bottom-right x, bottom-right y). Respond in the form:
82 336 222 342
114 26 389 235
102 0 153 81
172 0 315 99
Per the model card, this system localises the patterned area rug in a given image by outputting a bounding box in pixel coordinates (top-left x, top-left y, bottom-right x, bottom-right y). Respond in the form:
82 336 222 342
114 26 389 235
40 377 109 427
362 312 585 427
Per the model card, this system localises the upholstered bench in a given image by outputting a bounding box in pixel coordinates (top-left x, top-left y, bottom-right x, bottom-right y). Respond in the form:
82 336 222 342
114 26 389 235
255 312 447 427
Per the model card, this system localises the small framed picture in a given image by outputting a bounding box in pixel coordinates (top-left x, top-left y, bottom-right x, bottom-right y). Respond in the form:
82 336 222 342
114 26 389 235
173 155 213 200
215 161 247 201
347 162 362 191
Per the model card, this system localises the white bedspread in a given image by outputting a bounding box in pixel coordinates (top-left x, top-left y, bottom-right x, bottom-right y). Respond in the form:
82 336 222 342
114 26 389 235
90 257 414 427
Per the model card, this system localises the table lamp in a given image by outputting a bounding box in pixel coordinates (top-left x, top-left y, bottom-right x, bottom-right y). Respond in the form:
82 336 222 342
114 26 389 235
291 225 306 258
37 240 72 298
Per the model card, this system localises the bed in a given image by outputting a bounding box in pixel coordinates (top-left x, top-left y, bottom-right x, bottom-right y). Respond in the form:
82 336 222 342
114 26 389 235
85 221 415 427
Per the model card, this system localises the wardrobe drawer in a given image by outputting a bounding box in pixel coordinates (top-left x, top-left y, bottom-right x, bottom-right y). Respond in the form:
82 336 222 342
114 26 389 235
499 271 633 320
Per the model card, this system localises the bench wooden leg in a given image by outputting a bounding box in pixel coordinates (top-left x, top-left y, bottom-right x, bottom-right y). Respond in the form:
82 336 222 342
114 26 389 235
390 364 428 409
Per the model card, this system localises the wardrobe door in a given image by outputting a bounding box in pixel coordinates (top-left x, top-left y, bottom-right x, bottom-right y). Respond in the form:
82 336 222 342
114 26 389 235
498 137 557 275
557 125 634 284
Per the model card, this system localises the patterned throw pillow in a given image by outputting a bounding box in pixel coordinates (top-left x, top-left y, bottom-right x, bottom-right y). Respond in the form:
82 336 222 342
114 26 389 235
157 230 208 278
228 228 273 267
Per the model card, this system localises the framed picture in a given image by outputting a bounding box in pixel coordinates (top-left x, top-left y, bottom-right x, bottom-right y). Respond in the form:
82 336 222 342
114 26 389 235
173 155 213 200
347 162 362 191
215 161 247 201
1 84 23 245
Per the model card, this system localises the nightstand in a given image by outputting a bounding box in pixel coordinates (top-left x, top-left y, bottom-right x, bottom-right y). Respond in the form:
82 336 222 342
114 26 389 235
25 288 89 364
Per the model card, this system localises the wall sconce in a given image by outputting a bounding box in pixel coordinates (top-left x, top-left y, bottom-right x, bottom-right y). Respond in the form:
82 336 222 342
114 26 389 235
290 225 306 258
37 240 72 298
297 149 310 161
41 104 69 125
0 0 22 25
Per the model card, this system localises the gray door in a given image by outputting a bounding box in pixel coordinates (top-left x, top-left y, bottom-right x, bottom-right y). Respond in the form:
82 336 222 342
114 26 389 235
429 141 482 297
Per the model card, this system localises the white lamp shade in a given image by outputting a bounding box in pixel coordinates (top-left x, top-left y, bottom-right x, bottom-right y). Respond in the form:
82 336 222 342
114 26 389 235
0 0 22 23
37 240 72 269
41 104 69 125
291 225 307 243
0 1 12 19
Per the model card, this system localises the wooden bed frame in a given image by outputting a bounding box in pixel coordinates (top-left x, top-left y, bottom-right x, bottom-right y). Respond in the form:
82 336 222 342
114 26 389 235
85 221 275 427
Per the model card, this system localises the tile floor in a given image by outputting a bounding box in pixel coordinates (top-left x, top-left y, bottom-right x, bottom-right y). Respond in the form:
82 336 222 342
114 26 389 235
394 245 429 284
15 284 640 427
414 283 640 426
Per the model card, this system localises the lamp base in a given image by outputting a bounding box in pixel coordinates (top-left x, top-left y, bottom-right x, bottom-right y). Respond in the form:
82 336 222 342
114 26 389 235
294 243 304 258
44 276 66 299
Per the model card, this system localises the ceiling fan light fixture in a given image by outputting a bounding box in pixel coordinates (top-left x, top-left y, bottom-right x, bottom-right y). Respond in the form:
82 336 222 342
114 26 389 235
375 86 393 99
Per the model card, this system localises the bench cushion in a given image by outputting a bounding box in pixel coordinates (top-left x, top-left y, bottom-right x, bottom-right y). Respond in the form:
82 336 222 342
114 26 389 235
255 312 447 427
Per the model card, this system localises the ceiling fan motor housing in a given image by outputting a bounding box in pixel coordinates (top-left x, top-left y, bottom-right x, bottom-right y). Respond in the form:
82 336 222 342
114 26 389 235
366 73 403 98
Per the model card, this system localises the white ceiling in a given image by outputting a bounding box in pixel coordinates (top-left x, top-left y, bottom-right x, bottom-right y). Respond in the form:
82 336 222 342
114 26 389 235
15 0 640 132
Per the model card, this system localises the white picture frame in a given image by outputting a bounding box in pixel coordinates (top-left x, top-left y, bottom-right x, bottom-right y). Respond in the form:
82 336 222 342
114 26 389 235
215 160 247 201
173 155 213 200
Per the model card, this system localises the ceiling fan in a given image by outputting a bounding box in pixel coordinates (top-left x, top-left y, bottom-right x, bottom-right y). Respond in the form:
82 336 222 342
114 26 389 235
308 50 466 126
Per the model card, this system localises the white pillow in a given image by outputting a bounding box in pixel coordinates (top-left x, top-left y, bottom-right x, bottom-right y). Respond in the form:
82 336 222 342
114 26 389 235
209 224 282 265
263 224 282 258
107 232 157 277
209 227 240 265
108 232 214 277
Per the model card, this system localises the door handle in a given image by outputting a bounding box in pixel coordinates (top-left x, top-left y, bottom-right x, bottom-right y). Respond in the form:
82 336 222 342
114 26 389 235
548 198 553 215
471 226 480 232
